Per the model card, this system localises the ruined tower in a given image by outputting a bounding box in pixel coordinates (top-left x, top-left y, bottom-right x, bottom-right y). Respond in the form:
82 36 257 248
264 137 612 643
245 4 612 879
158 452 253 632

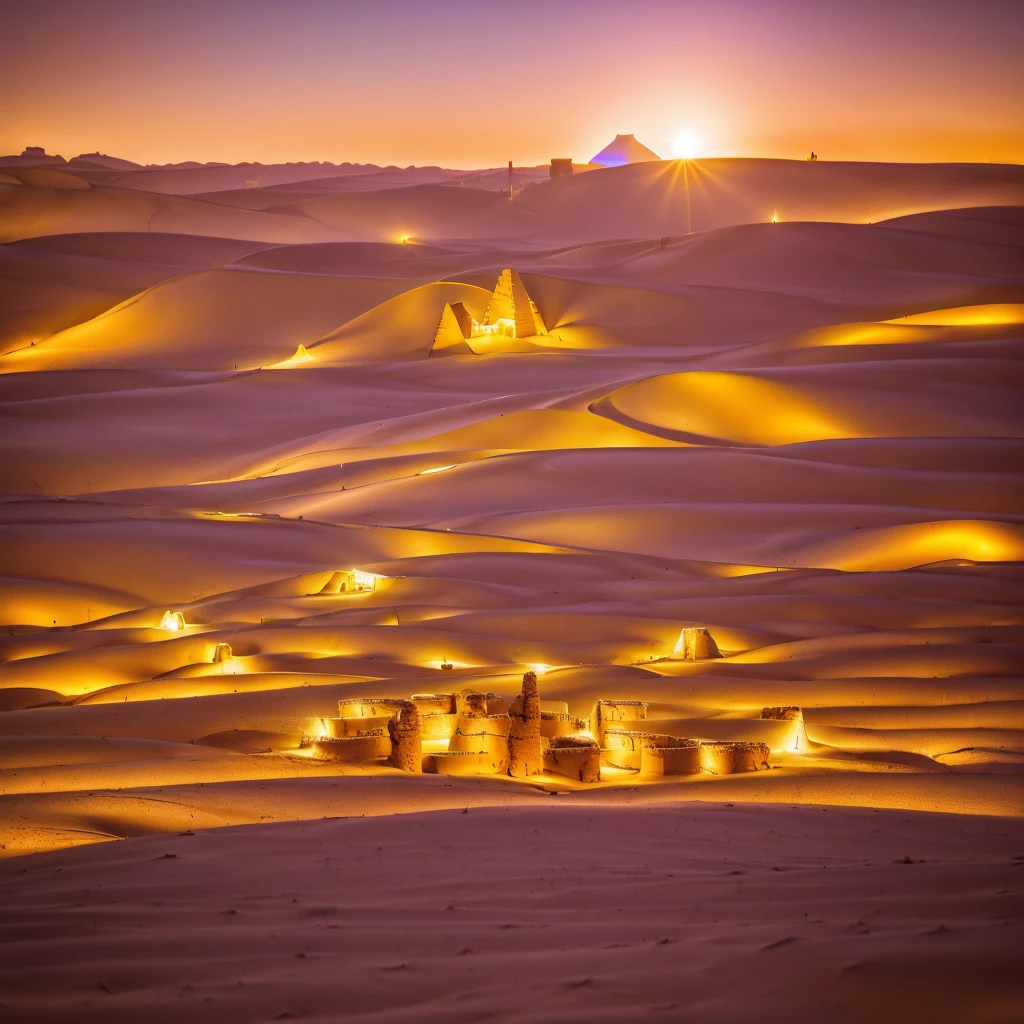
507 670 542 777
387 701 422 773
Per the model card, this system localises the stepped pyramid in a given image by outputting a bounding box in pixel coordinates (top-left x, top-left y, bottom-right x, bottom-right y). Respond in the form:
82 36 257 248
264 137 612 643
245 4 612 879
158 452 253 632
482 269 547 338
432 269 547 353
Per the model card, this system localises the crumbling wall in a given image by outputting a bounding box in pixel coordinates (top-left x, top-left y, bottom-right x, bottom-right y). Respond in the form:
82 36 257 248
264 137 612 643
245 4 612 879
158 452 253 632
699 740 771 775
541 710 588 739
426 750 506 776
455 690 489 717
601 729 677 770
312 732 391 762
337 698 407 719
639 740 701 776
448 713 511 771
761 706 802 721
409 692 461 741
590 699 648 744
544 736 601 783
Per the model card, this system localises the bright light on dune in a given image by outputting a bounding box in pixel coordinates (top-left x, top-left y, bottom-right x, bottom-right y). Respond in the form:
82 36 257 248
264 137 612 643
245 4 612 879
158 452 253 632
671 131 701 160
158 610 185 631
419 464 457 476
885 303 1024 327
305 717 328 741
529 663 551 675
397 234 411 245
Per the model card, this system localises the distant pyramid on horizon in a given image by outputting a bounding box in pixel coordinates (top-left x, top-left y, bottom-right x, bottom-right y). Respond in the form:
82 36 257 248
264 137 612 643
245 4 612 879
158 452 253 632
589 134 661 167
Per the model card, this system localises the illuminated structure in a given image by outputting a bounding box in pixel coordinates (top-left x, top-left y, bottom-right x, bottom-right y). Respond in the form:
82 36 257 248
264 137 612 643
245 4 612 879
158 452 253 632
433 268 548 350
317 569 377 594
158 610 186 631
671 627 722 661
308 636 777 784
589 133 661 167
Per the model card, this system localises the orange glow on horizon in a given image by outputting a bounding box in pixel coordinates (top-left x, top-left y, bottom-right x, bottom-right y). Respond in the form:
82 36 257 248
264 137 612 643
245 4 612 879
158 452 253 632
1 3 1021 168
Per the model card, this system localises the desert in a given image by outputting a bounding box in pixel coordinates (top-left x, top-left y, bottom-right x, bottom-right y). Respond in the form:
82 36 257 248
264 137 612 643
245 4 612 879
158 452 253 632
2 2 1024 1018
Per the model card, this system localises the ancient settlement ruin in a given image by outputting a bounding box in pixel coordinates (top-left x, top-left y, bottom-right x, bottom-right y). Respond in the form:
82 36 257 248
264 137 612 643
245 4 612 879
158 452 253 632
307 628 799 784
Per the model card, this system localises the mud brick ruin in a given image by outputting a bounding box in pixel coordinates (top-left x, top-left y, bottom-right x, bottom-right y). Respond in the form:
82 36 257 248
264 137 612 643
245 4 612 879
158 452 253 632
308 632 784 784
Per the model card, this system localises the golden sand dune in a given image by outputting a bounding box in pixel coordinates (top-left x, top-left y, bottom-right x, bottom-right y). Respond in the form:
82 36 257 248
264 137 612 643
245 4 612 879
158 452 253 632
594 364 1023 444
0 269 412 371
0 152 1022 1024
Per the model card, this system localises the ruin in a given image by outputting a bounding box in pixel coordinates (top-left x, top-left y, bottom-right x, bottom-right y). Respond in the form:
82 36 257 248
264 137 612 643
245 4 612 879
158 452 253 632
762 705 806 750
387 701 422 773
507 669 543 777
158 610 186 631
761 706 802 721
544 735 601 783
212 642 232 663
549 158 573 178
671 627 722 661
306 631 779 785
432 269 548 352
699 741 771 775
317 569 376 595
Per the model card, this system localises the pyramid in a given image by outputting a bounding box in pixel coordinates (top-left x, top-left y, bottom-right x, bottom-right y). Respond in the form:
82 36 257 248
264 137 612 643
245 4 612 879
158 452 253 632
483 269 547 338
432 301 474 353
431 270 547 356
589 134 661 167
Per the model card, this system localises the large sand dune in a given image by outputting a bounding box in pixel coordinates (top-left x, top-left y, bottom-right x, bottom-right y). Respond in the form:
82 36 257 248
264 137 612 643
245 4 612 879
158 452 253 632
1 153 1022 1021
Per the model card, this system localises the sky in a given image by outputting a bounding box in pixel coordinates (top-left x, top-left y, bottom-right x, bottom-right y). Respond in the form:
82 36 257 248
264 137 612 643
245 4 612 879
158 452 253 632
2 0 1022 167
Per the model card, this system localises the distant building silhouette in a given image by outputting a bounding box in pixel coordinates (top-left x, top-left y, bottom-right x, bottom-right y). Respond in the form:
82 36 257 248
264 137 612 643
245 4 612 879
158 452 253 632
549 158 573 178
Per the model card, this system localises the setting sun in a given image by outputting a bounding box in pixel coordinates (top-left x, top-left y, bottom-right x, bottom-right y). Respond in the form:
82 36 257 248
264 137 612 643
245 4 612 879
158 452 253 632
672 131 702 160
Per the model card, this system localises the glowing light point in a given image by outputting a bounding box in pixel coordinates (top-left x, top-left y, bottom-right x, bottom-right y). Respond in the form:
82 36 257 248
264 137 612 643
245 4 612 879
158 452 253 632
350 569 377 591
671 131 701 160
159 610 186 631
419 464 457 476
318 569 377 594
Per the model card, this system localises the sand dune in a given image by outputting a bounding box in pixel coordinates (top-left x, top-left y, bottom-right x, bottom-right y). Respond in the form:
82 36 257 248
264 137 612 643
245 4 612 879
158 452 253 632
1 153 1022 1021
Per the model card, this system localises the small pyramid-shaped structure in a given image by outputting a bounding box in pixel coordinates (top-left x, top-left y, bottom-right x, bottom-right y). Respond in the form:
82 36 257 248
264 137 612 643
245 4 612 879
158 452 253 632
590 134 661 167
483 269 547 338
432 301 474 354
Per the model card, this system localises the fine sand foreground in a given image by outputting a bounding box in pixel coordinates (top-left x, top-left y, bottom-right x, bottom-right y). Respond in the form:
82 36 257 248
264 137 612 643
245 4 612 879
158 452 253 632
1 154 1023 1021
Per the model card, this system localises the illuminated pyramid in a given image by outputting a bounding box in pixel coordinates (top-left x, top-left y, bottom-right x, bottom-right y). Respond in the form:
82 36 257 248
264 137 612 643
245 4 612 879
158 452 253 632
590 134 661 167
432 269 547 353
